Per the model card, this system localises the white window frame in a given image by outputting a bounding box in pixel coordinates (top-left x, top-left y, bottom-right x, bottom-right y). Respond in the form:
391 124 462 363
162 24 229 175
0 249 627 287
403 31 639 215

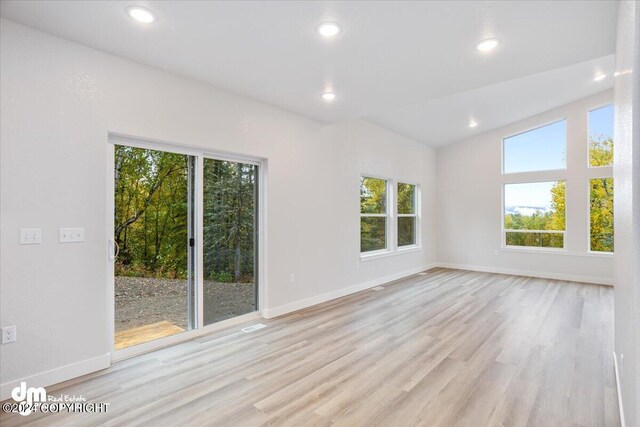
360 175 422 260
500 101 615 256
502 117 568 175
501 180 567 252
360 175 391 257
397 181 420 250
107 133 266 361
585 104 614 253
501 118 568 253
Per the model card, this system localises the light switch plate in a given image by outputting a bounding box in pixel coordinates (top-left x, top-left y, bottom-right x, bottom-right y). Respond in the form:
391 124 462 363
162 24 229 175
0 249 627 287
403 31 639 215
60 227 85 243
1 326 16 344
20 228 42 245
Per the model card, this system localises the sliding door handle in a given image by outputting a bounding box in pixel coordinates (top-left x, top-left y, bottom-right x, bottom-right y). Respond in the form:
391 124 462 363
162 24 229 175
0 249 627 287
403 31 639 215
109 239 120 261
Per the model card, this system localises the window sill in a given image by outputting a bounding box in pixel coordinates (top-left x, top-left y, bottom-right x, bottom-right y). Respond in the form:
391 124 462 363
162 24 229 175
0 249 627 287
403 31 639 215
500 246 614 257
360 246 423 261
586 251 614 257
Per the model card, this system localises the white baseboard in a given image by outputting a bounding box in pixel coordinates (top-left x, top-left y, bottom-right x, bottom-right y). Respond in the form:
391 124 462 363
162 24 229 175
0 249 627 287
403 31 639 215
261 262 439 319
0 353 110 402
261 260 611 319
613 351 626 427
435 262 613 286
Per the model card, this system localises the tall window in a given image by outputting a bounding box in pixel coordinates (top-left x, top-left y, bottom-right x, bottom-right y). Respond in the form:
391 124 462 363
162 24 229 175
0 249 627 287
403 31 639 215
503 119 566 174
588 104 614 252
360 177 388 253
397 183 417 247
502 120 567 249
504 181 565 248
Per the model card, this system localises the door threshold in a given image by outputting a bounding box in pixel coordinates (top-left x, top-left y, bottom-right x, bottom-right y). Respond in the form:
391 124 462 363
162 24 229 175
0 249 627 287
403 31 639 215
112 311 262 362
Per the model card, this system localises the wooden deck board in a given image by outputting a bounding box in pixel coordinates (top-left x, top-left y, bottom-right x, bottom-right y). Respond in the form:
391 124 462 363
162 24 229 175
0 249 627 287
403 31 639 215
114 321 185 350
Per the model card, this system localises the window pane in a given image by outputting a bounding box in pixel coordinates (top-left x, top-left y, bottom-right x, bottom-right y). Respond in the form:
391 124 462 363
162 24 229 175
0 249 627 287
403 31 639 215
504 181 565 231
113 145 193 349
397 183 415 214
203 159 257 325
504 181 565 249
505 232 564 248
589 105 614 167
398 217 416 247
361 217 386 252
360 177 387 214
503 120 566 173
590 178 614 252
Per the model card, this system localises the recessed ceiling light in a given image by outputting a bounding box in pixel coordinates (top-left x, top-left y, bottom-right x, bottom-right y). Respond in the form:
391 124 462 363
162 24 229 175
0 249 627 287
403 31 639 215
593 74 607 82
127 6 157 24
475 38 500 52
317 23 342 37
322 92 336 102
469 120 478 128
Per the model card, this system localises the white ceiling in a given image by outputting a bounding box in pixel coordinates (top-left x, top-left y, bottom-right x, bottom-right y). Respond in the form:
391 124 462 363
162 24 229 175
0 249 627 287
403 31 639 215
369 55 615 147
0 1 618 146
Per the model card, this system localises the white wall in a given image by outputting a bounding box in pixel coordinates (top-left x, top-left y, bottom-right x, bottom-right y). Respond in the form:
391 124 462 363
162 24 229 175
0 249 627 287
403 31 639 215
437 91 614 285
0 19 437 397
613 1 640 425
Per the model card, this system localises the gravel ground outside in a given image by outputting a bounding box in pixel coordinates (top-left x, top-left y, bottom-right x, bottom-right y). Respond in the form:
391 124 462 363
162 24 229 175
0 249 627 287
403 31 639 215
115 276 255 332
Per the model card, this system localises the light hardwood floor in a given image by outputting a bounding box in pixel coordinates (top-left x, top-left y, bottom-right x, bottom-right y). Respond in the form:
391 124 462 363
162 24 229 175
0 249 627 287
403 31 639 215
0 268 620 426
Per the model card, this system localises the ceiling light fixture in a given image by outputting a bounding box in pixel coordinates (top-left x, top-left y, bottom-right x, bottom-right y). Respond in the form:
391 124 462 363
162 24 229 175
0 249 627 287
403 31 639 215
317 23 342 37
322 92 336 102
475 38 500 52
127 6 157 23
593 74 607 82
469 120 478 128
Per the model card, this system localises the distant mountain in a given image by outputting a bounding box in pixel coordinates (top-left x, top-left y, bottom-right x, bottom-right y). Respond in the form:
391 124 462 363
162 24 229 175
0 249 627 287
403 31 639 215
505 206 552 216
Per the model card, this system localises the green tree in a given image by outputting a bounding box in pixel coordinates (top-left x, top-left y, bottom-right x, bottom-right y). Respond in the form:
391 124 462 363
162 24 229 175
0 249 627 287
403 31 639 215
114 146 189 278
202 159 256 283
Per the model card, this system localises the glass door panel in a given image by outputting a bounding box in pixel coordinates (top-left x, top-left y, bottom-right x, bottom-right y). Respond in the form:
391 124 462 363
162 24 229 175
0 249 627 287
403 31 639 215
202 158 258 325
113 145 195 349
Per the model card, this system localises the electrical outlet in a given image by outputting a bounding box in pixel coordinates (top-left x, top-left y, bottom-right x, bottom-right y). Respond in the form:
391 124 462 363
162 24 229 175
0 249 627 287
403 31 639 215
1 326 16 344
59 228 85 243
20 228 41 245
289 273 295 284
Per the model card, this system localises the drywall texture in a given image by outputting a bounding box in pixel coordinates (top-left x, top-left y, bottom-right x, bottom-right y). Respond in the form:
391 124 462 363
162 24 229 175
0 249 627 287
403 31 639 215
613 1 640 425
437 92 614 284
0 20 437 392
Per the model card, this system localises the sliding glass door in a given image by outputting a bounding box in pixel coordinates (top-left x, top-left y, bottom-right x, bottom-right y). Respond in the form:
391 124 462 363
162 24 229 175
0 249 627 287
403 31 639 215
202 158 258 325
113 145 195 350
112 143 259 351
